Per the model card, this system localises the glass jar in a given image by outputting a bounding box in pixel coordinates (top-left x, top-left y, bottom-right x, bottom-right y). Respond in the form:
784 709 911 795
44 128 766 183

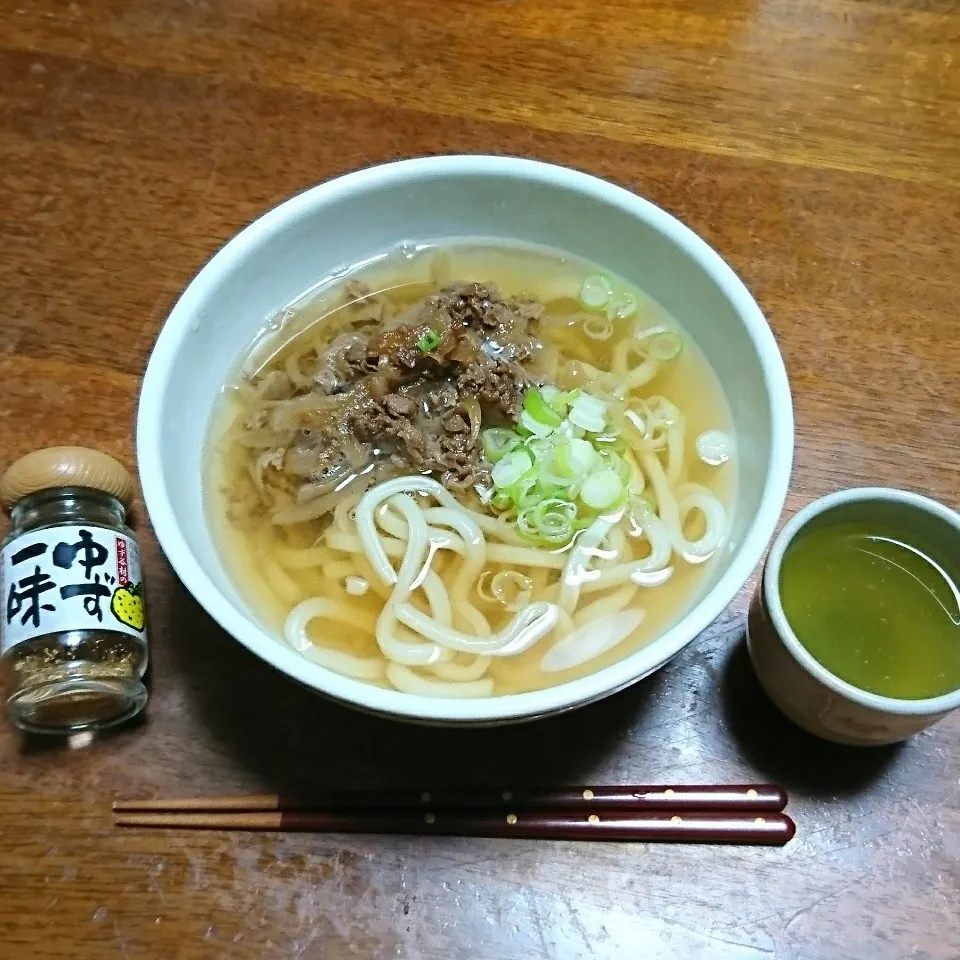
0 447 148 733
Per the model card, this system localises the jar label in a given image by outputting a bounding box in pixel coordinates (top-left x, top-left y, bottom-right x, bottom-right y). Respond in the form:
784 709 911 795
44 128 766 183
1 524 147 654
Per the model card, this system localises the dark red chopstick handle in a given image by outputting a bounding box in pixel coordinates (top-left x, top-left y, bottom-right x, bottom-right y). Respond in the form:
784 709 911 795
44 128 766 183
281 784 787 813
277 810 796 846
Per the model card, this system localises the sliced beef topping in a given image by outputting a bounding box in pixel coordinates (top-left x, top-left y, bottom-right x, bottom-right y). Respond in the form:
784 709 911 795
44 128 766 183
383 394 417 418
442 412 468 433
456 360 524 420
349 383 488 491
343 340 380 378
251 280 539 494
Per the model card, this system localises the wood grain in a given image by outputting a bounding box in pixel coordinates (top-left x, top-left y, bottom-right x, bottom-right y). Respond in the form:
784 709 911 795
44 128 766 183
0 1 958 958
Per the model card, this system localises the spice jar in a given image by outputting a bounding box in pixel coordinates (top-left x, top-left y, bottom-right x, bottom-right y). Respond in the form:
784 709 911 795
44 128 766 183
0 447 148 733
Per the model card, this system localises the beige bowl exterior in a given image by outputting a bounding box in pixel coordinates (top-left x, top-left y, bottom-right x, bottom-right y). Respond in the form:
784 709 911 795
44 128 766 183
747 487 960 746
747 586 952 746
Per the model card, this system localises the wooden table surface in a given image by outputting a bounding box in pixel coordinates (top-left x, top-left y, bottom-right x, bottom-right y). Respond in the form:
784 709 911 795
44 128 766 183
1 1 958 957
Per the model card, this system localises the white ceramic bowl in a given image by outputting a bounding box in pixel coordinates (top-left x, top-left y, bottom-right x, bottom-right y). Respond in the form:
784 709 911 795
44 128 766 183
137 156 793 725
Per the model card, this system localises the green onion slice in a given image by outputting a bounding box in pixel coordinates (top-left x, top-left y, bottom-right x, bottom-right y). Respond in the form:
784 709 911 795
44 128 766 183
647 330 683 361
416 328 443 352
492 450 533 489
482 428 521 463
523 388 563 428
568 393 608 432
554 438 597 477
580 469 624 511
478 387 639 544
580 274 613 309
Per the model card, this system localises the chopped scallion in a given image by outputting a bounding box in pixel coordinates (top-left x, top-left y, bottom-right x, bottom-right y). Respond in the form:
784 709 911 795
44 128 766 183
607 293 638 320
416 328 443 352
492 450 533 489
580 469 624 511
696 429 732 466
648 330 683 361
482 428 520 463
580 274 613 309
568 392 608 432
534 499 577 536
517 503 574 544
592 433 627 453
523 388 563 427
478 386 636 545
555 438 597 477
519 409 555 438
597 449 631 484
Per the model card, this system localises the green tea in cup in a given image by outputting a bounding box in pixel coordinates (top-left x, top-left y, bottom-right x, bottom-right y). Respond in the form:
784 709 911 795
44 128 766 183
747 488 960 745
779 518 960 699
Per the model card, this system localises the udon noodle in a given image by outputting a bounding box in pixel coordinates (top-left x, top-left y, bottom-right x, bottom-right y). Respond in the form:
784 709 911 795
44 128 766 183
207 241 736 697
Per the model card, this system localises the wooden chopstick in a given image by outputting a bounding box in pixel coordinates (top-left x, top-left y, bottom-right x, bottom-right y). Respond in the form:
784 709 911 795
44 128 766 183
112 783 787 815
113 809 796 845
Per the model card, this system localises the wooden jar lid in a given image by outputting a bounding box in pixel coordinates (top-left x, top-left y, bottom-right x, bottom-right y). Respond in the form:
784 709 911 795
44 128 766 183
0 447 134 509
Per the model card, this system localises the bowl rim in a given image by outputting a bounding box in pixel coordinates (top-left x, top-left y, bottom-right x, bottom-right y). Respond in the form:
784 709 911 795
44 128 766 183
137 154 794 723
762 486 960 715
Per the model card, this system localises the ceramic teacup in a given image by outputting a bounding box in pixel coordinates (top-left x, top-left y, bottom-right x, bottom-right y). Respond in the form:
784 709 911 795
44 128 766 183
747 487 960 746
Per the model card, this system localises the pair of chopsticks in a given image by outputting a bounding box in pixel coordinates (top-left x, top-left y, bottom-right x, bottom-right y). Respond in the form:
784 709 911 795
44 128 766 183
113 784 795 846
